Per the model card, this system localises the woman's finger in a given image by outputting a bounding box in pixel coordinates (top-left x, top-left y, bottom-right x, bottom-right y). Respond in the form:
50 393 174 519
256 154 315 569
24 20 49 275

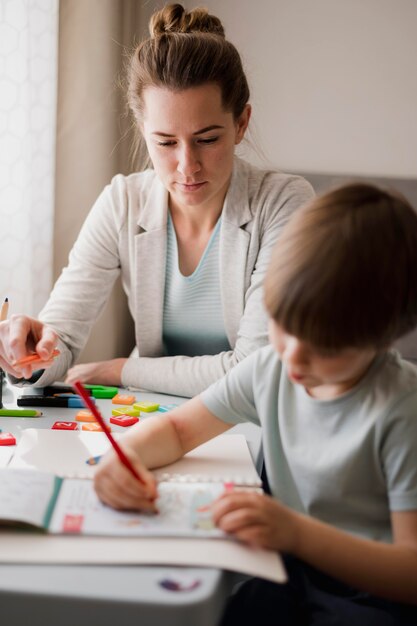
36 326 58 359
7 315 37 360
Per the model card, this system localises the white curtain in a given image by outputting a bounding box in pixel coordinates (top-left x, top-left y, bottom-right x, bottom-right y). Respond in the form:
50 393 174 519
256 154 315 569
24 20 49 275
0 0 59 317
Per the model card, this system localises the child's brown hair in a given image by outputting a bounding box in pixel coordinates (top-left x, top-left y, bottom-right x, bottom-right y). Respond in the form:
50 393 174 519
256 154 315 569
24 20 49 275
264 183 417 350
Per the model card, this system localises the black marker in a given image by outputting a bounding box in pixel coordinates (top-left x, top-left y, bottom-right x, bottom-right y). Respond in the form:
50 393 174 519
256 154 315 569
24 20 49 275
17 395 91 408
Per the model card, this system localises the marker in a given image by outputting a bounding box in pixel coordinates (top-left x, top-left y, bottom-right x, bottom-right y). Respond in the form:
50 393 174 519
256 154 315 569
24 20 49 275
0 408 43 417
17 395 89 408
0 432 16 446
74 380 147 486
41 384 119 399
84 385 119 399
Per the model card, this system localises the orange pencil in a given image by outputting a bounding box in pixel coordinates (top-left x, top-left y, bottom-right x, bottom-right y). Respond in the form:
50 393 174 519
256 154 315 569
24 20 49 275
13 349 60 367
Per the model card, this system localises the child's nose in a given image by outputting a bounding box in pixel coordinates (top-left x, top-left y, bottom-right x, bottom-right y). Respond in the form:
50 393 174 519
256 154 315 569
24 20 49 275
284 338 309 367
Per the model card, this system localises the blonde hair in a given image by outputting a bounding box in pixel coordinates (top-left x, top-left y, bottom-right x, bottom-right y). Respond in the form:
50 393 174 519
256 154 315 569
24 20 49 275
264 184 417 350
126 4 249 165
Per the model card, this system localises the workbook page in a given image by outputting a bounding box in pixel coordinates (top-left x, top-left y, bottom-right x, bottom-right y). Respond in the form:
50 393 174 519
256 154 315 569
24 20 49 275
0 468 57 529
49 479 227 538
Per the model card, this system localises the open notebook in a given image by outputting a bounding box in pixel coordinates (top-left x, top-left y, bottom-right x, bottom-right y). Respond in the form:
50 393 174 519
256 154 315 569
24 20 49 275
0 468 245 538
5 429 261 537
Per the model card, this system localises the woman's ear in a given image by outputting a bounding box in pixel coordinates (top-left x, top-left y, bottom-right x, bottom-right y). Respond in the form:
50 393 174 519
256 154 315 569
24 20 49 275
138 119 145 138
234 104 252 145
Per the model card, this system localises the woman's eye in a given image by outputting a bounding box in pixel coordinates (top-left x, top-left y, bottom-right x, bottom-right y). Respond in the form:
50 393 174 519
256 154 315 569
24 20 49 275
155 137 219 147
198 137 219 145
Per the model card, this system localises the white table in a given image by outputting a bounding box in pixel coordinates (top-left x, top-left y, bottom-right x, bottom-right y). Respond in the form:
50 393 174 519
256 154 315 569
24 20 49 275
0 380 262 626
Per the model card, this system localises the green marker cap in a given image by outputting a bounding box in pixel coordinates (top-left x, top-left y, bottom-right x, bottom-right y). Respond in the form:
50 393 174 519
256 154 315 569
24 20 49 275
84 385 119 399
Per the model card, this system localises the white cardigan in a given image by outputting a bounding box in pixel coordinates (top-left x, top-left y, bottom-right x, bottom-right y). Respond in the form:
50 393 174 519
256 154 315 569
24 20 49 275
37 157 314 397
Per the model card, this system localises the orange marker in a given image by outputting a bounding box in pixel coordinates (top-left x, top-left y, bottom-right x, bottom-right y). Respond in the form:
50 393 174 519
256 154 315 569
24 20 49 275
82 422 111 432
13 349 60 367
76 409 96 423
112 394 136 405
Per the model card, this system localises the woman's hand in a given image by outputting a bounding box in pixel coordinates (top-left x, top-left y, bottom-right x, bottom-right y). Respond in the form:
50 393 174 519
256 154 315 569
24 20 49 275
94 443 158 512
0 315 58 379
211 490 299 552
65 358 127 386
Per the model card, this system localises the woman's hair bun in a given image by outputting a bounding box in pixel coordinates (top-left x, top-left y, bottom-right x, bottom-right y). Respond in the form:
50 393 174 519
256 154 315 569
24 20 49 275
149 3 225 38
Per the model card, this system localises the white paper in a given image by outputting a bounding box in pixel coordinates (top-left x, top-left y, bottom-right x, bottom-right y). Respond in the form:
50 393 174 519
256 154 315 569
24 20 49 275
10 429 261 486
9 429 112 478
154 435 262 486
0 447 14 468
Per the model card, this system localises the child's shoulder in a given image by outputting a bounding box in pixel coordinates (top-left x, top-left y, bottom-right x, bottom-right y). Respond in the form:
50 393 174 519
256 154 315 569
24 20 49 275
232 344 282 382
247 345 284 391
377 350 417 394
252 344 282 370
372 352 417 481
372 350 417 420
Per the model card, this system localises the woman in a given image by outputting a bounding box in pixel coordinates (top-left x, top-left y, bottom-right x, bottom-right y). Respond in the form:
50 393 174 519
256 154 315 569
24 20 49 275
0 4 313 397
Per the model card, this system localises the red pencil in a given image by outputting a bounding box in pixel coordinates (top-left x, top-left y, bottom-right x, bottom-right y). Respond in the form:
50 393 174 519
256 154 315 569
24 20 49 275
73 380 146 485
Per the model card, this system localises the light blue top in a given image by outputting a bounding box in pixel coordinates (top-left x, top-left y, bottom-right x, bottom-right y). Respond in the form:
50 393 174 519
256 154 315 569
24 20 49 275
201 345 417 543
163 214 231 357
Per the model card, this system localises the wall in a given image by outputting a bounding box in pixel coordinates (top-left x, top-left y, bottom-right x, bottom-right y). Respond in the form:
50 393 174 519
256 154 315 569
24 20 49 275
53 0 417 365
197 0 417 178
54 0 149 362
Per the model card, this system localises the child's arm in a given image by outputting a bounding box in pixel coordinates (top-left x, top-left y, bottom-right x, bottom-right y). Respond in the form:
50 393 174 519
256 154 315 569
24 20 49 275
293 508 417 605
94 396 232 510
212 492 417 606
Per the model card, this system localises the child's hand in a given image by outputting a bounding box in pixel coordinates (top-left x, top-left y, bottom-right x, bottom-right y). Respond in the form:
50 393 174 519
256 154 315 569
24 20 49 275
211 490 298 552
94 444 158 512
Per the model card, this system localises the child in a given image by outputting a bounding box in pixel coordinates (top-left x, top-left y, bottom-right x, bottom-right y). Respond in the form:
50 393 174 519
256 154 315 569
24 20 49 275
95 183 417 625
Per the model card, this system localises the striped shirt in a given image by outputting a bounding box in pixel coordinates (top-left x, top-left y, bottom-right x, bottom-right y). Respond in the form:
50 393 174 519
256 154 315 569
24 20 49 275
163 214 231 357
